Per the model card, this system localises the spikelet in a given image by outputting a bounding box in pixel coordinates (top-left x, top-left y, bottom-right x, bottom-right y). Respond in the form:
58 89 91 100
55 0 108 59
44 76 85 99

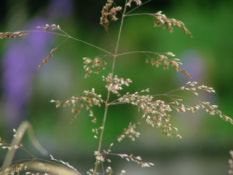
114 153 154 168
36 24 61 31
145 52 192 78
117 122 140 142
38 47 58 69
51 88 103 123
126 0 142 7
100 1 122 32
0 31 28 39
103 73 132 95
152 11 192 37
83 57 107 78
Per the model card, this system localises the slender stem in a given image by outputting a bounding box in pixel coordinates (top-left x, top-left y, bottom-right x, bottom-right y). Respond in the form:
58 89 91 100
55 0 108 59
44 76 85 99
94 1 128 174
115 3 127 56
21 30 113 55
116 50 159 57
125 13 153 17
66 35 113 56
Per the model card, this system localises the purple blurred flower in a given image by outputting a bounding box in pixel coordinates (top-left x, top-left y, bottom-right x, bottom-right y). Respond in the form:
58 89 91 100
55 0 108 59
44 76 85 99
2 0 73 129
3 19 53 129
176 50 204 85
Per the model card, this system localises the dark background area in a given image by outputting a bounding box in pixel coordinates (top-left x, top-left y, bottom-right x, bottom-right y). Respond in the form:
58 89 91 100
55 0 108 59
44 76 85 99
0 0 233 175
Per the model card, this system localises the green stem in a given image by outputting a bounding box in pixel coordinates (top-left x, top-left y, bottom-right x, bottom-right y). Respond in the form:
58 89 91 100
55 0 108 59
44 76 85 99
93 1 128 174
116 50 159 57
125 13 153 17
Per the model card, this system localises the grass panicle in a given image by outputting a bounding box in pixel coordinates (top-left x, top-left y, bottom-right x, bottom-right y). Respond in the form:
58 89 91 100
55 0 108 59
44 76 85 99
1 0 232 174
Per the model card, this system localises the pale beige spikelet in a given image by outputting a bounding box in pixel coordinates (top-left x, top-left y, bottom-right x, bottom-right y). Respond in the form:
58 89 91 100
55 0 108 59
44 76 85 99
100 1 114 32
115 153 154 168
100 0 122 32
0 31 29 39
126 0 142 7
83 57 107 78
117 122 140 142
51 89 103 123
152 11 192 37
36 24 61 32
103 74 132 95
38 47 58 69
146 52 192 78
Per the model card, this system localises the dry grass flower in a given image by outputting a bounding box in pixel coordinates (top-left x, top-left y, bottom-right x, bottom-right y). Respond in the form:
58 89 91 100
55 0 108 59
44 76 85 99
103 74 132 95
36 24 61 31
83 57 107 78
117 122 140 142
146 52 191 78
0 31 29 39
51 88 103 123
152 11 192 37
108 153 154 168
126 0 142 7
103 142 154 170
38 47 58 69
100 1 122 32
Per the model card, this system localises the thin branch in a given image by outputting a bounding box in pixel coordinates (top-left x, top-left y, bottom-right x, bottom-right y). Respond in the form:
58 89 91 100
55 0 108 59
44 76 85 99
125 0 152 15
125 12 152 17
116 50 159 57
114 2 128 56
17 30 113 55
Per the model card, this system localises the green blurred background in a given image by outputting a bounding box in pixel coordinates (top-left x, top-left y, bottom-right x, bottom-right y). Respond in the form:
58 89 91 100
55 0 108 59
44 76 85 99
0 0 233 175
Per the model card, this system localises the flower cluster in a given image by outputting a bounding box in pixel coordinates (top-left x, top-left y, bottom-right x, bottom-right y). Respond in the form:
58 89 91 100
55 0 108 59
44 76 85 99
37 24 61 31
152 11 192 37
94 151 105 163
1 163 27 175
83 57 107 78
51 88 103 123
169 98 233 124
178 81 233 124
0 32 28 39
100 0 122 32
146 52 191 78
105 166 126 175
103 74 132 95
0 130 23 151
180 81 215 96
117 80 233 138
117 153 154 168
126 0 142 7
117 122 140 142
92 126 104 139
103 143 154 169
106 166 113 174
118 91 181 138
88 167 123 175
